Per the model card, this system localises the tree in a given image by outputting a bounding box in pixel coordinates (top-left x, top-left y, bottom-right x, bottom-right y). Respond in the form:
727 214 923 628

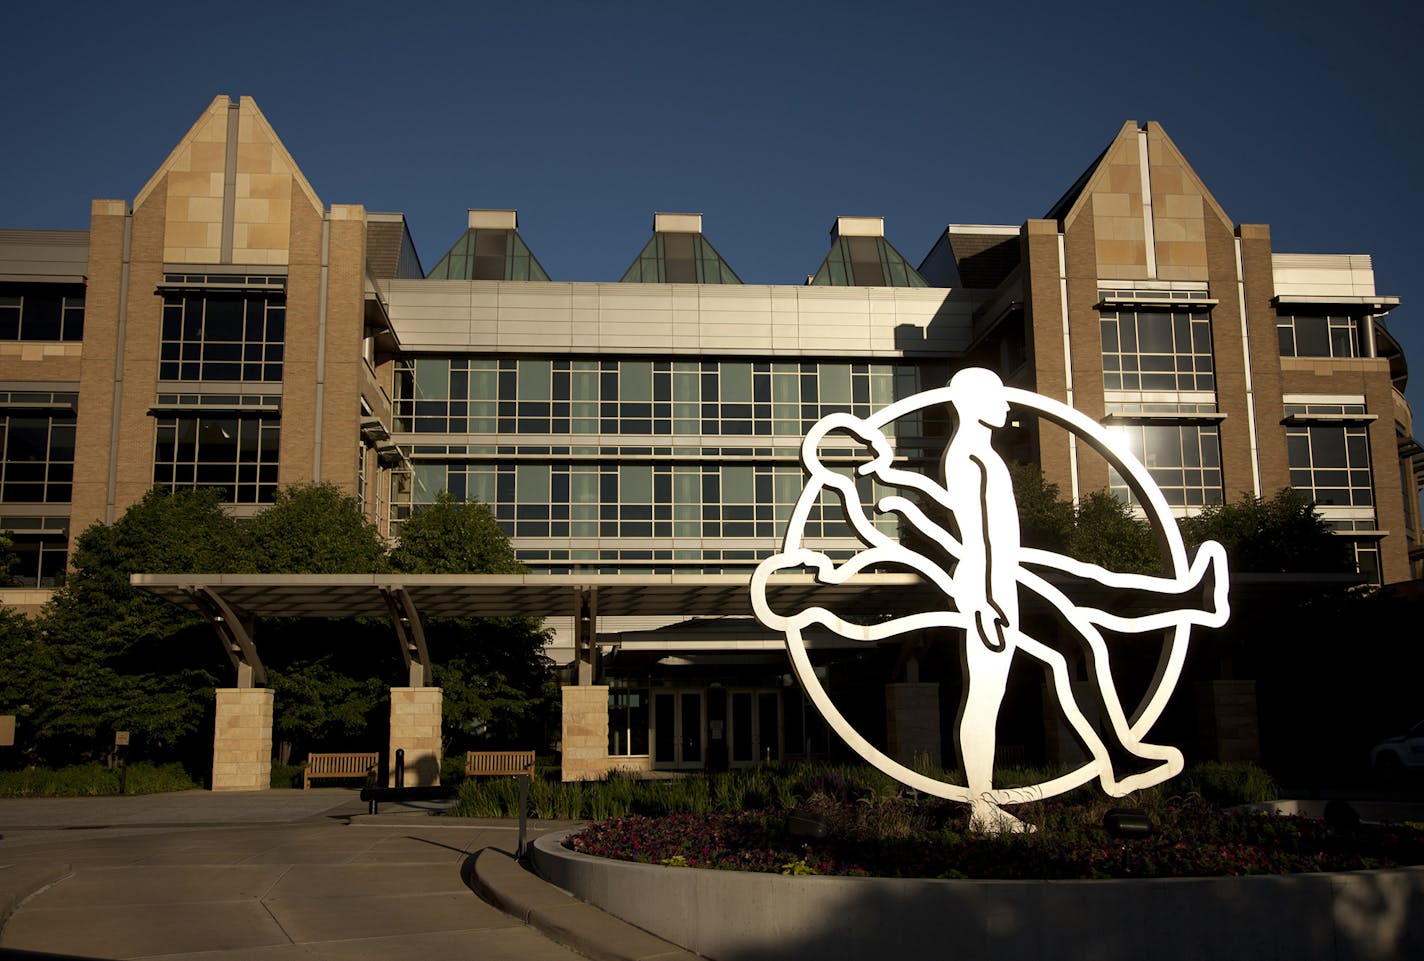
1009 462 1073 553
31 489 247 764
389 492 520 574
1067 489 1160 575
244 483 388 574
239 483 392 757
1179 488 1351 574
392 492 556 750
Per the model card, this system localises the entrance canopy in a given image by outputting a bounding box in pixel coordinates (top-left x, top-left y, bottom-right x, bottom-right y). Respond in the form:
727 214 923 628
131 571 933 688
131 571 933 620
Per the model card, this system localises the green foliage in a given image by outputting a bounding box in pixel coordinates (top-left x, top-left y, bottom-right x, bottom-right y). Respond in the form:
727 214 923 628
0 761 197 797
390 492 521 574
1010 462 1073 552
391 490 556 751
1180 488 1351 574
0 530 20 583
1068 489 1160 574
1175 761 1278 805
27 489 246 763
270 759 306 789
267 655 389 751
245 483 389 574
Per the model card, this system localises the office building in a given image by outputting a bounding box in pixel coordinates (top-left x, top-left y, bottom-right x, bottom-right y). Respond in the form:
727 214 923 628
1 97 1418 780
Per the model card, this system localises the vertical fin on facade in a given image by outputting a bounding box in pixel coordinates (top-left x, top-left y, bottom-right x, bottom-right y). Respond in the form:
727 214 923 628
131 95 323 267
809 216 927 287
619 213 743 284
425 210 551 280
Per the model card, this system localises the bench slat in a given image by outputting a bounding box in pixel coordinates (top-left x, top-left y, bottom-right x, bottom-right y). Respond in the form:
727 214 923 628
304 752 379 788
464 750 535 778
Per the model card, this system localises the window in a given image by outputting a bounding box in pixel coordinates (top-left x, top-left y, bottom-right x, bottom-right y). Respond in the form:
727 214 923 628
608 686 649 756
1277 313 1360 359
2 533 68 587
153 414 280 504
0 283 84 341
393 357 917 438
1107 423 1223 509
0 411 75 503
397 460 889 543
1101 304 1215 392
1284 405 1373 510
160 292 285 382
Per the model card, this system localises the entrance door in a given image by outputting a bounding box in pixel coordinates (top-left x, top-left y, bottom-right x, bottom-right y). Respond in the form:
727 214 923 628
653 691 704 769
728 689 782 766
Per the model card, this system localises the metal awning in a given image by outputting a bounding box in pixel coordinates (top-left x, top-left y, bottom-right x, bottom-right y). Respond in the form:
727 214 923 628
130 571 931 621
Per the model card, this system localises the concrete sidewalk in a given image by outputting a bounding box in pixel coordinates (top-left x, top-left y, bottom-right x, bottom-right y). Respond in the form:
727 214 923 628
0 790 700 961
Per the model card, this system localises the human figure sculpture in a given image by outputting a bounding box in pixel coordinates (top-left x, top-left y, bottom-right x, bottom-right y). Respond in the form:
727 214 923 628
751 367 1229 832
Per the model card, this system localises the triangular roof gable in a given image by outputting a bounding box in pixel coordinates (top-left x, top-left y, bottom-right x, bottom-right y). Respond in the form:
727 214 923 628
1051 120 1233 234
134 96 322 214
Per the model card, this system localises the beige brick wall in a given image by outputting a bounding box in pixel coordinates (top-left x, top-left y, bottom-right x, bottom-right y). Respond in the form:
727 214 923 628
211 687 273 791
1195 680 1260 762
561 685 613 781
884 683 940 768
388 687 442 787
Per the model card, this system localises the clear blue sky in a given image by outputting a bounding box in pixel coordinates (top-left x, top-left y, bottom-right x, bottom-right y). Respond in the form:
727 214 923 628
3 0 1420 418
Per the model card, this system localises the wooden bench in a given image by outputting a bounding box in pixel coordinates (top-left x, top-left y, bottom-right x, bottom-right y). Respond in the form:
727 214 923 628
304 752 379 789
465 750 536 779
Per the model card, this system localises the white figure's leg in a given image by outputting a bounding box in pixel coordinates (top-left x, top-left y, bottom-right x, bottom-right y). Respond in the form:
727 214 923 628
959 643 1029 832
1015 633 1172 796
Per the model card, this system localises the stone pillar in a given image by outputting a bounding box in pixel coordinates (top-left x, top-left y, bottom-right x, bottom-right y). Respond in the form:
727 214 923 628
388 687 443 786
1195 680 1261 762
561 684 610 782
885 683 940 768
211 688 273 791
1042 680 1101 769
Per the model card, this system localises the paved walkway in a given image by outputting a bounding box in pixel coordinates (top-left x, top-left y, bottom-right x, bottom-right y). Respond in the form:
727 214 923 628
0 789 697 961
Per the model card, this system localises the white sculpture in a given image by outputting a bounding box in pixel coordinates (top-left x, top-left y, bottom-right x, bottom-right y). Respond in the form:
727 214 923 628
751 368 1230 831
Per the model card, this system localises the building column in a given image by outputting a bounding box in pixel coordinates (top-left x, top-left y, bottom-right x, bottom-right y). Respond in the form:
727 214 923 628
1042 680 1102 770
561 684 610 781
388 687 443 786
885 683 941 769
211 687 273 791
1195 680 1260 762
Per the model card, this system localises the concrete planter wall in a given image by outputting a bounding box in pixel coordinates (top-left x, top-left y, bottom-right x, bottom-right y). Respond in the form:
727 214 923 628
534 831 1424 961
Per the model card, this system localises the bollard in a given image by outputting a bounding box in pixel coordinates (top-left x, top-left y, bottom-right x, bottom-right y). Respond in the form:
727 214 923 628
395 748 405 788
517 773 530 859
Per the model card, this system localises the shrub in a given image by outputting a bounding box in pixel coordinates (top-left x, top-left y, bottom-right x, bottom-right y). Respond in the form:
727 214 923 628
1176 761 1278 805
0 762 197 797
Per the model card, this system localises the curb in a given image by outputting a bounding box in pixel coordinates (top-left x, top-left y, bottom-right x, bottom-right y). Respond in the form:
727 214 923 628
471 846 700 961
0 861 71 931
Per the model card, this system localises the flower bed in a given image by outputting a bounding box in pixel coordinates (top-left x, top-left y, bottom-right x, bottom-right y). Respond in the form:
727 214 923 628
565 801 1424 880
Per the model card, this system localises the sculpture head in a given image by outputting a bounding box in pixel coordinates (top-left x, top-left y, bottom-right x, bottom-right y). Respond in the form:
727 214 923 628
949 367 1009 429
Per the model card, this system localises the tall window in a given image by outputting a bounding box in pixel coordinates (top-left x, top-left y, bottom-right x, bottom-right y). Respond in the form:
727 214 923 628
1284 406 1373 511
153 414 280 504
1277 313 1360 359
1100 304 1215 392
0 283 84 341
0 411 75 503
608 686 650 756
160 292 285 382
1107 420 1223 510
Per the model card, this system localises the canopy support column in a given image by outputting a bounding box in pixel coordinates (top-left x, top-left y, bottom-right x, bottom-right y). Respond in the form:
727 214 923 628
186 587 265 688
381 586 431 687
573 586 599 685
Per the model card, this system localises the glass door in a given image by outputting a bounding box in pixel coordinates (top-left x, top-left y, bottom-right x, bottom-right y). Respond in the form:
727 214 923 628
728 689 782 766
653 690 705 769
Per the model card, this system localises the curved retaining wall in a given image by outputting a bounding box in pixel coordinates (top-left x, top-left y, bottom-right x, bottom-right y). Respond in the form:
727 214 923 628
534 831 1424 961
